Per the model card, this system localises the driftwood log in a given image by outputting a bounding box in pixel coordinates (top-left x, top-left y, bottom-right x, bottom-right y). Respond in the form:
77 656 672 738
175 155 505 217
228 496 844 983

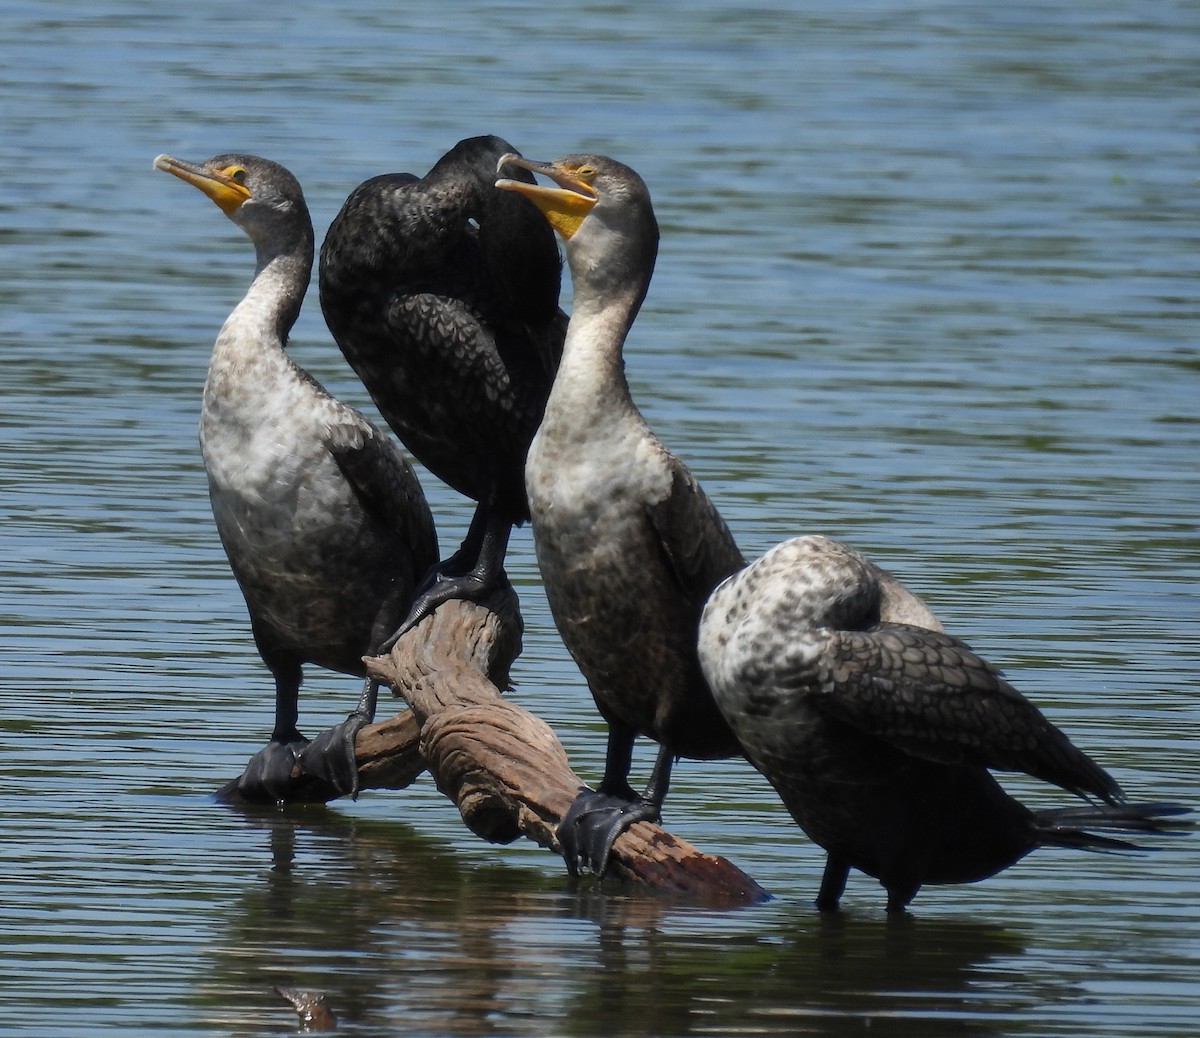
221 586 767 904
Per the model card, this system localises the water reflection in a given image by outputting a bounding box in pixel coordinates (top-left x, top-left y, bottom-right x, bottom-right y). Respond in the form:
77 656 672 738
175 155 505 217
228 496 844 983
205 807 568 1035
202 807 1037 1036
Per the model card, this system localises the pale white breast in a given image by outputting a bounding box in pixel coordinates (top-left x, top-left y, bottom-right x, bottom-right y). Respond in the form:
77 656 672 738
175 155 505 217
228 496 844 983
527 404 673 573
199 305 358 552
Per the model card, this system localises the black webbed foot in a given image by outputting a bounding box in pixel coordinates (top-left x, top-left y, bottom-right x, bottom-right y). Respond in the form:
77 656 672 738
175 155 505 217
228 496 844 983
299 712 370 799
377 509 515 648
294 676 380 799
233 735 309 803
557 786 662 877
381 565 502 647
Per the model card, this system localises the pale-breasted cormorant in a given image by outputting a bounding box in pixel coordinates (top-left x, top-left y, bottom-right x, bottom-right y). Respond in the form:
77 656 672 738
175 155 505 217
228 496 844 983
155 153 437 801
319 136 566 635
496 154 746 875
699 535 1187 912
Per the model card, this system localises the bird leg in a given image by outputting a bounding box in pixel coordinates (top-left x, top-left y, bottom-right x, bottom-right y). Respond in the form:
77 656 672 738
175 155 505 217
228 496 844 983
297 676 379 798
557 728 676 877
378 505 513 646
228 658 379 802
884 879 920 915
816 855 850 912
226 664 309 803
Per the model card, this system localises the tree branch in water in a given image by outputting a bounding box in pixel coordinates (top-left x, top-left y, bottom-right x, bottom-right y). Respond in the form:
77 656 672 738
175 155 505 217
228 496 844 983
219 587 767 904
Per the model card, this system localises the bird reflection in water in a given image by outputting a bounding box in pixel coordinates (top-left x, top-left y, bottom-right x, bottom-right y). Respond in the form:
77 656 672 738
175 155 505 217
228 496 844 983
201 807 1034 1037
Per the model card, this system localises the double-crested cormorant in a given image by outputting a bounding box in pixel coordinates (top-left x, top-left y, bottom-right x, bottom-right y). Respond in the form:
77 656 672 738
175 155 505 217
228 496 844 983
155 153 438 801
319 136 566 634
496 154 746 875
698 535 1186 912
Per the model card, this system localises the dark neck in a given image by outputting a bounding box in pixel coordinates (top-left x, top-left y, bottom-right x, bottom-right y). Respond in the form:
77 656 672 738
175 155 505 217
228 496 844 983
250 227 313 341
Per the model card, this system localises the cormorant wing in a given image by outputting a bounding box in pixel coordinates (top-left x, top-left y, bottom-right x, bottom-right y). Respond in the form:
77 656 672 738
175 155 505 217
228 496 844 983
323 409 438 562
515 305 568 386
805 622 1124 804
382 291 537 485
645 459 746 608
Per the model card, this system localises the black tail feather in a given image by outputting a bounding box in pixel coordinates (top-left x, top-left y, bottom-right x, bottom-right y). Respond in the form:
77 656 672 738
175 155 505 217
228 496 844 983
1035 801 1191 853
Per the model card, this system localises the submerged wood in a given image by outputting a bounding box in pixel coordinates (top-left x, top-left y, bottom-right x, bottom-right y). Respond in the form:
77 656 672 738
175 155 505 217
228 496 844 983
222 586 766 903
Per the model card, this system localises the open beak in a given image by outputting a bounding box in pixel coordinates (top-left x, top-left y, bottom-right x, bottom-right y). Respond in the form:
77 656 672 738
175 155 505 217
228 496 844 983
496 154 598 240
153 153 252 214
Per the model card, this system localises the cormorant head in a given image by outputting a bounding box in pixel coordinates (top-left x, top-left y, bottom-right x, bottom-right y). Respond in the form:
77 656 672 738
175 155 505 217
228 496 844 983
496 152 659 306
435 135 525 191
433 136 564 317
153 152 310 250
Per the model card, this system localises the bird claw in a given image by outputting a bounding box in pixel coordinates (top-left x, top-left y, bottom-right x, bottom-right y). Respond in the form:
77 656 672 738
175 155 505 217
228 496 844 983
232 738 309 803
557 787 661 877
299 713 370 799
378 569 498 651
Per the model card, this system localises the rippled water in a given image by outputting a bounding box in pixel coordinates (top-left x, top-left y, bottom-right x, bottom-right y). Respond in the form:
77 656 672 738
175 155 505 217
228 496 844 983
2 2 1198 1035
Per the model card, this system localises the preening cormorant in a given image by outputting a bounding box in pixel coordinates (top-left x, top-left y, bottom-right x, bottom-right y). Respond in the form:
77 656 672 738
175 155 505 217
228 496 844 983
698 535 1187 912
496 153 746 875
319 135 566 634
154 153 438 801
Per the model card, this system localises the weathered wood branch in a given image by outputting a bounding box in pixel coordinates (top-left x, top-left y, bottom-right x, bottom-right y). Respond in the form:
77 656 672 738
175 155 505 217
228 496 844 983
220 586 767 903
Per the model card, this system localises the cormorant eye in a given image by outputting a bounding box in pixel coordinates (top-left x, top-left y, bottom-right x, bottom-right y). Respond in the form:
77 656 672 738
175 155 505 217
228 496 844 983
228 167 248 184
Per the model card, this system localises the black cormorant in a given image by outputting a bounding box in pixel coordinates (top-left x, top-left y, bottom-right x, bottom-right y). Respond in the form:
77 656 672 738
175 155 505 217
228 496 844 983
319 135 566 635
698 534 1187 912
496 153 746 875
155 153 438 801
